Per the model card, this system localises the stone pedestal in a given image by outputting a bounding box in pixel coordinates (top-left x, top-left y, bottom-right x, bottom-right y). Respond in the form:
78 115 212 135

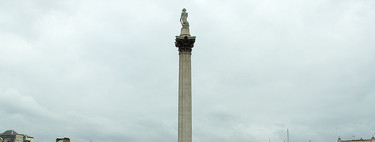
180 28 190 36
175 33 195 142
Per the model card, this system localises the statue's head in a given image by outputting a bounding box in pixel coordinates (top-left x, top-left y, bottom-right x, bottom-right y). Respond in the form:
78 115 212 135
182 8 186 12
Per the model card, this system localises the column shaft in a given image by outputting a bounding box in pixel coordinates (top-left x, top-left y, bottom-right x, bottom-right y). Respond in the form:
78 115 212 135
178 51 192 142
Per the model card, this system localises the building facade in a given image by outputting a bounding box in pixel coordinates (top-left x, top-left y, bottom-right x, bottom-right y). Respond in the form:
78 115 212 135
0 130 34 142
23 135 34 142
56 137 70 142
338 136 375 142
0 137 7 142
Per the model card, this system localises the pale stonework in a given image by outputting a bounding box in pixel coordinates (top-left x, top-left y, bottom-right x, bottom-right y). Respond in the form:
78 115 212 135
178 51 192 142
338 137 375 142
175 8 196 142
180 28 190 36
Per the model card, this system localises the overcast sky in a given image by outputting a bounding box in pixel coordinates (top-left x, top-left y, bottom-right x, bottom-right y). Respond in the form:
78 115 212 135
1 0 375 142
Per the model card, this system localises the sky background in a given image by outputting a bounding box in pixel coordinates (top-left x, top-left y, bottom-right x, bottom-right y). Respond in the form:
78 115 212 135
1 0 375 142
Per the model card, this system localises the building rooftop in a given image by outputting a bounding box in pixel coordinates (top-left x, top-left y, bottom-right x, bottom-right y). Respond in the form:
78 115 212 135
0 130 18 136
338 136 375 142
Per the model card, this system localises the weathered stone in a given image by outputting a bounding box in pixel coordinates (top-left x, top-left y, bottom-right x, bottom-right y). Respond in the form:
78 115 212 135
175 8 196 142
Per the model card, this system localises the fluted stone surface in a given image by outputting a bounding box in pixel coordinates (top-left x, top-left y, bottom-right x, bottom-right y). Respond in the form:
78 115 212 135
178 51 192 142
175 35 195 142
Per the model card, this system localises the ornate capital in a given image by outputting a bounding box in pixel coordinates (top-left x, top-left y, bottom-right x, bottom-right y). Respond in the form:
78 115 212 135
175 36 196 52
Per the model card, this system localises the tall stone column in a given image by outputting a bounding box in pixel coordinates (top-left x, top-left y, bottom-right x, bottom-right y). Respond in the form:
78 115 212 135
175 8 196 142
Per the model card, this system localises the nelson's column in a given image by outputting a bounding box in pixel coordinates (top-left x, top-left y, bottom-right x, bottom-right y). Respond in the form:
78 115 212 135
175 8 196 142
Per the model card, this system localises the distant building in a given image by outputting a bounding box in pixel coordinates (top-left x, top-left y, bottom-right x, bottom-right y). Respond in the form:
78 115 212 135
23 135 34 142
56 137 70 142
0 130 34 142
338 136 375 142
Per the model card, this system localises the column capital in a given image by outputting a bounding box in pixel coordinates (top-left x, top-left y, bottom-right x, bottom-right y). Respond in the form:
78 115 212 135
175 36 196 52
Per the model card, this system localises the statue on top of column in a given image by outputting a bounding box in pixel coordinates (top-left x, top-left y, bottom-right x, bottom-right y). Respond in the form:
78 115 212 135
180 8 189 29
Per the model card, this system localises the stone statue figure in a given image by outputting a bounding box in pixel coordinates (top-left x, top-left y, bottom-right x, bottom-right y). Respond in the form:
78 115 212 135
180 8 189 29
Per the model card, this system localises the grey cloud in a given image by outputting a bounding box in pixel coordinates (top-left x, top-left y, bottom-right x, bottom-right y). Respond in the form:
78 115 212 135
1 0 375 142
